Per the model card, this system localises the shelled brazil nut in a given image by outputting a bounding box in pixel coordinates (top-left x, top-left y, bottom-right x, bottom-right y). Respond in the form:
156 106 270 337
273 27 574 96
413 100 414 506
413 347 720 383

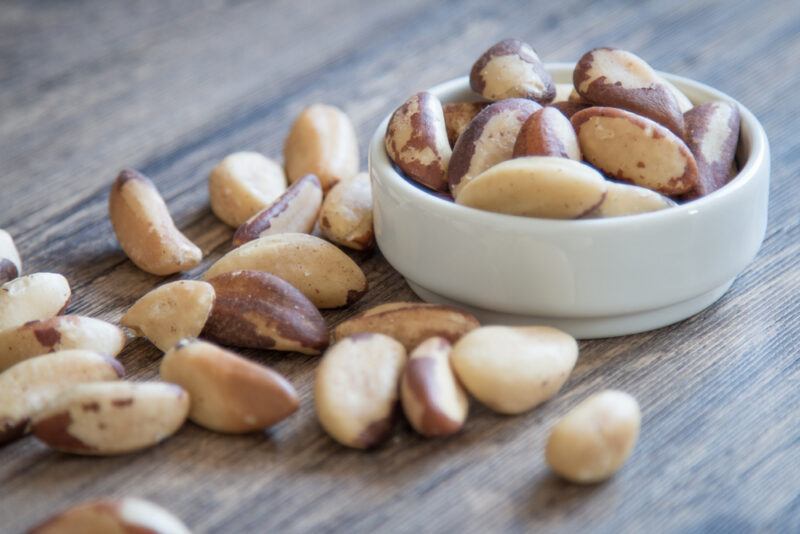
29 498 191 534
0 273 71 331
0 229 21 284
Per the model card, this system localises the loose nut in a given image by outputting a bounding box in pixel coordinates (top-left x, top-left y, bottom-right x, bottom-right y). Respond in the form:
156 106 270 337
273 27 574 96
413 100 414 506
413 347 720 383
442 102 488 147
284 103 359 191
319 172 374 251
29 498 191 534
450 326 578 414
400 337 468 437
109 169 202 275
160 339 299 433
545 390 641 484
584 181 675 218
0 229 21 284
0 315 126 372
232 174 323 246
0 350 124 446
32 381 189 455
0 273 71 331
204 233 367 309
513 107 581 160
573 47 684 136
120 280 215 352
449 98 541 196
456 157 607 219
385 92 452 192
470 38 555 103
203 270 328 354
334 302 479 352
208 151 288 227
572 107 699 195
315 333 407 449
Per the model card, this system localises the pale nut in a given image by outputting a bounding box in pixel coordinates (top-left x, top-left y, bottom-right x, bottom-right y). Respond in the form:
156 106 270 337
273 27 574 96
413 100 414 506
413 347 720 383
109 169 203 276
0 273 71 331
208 151 287 228
232 174 323 247
29 498 191 534
443 102 488 147
333 302 479 352
120 280 215 352
203 233 367 309
572 107 699 195
31 381 190 455
0 229 21 285
513 107 581 160
553 83 575 103
385 92 452 192
470 38 555 103
0 350 124 446
315 333 407 449
284 103 359 191
583 181 675 218
456 157 608 219
660 75 693 113
450 326 578 414
160 339 299 433
545 390 641 484
400 337 468 438
203 270 329 354
0 315 126 373
319 172 374 251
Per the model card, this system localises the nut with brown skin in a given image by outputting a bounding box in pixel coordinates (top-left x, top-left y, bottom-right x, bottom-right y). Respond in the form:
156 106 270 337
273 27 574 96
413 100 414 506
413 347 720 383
0 229 21 285
583 182 675 218
203 270 328 354
549 101 590 120
315 333 407 449
109 169 203 276
29 498 191 534
442 102 488 147
232 174 323 247
470 38 555 104
160 339 299 433
513 107 581 160
0 273 71 331
319 172 374 251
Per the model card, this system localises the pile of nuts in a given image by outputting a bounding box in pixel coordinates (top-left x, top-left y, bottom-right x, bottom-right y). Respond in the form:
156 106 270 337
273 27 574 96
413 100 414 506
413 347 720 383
385 39 742 218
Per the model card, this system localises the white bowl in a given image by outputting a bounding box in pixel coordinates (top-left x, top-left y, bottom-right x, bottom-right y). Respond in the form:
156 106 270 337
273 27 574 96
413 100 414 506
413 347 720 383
368 64 769 339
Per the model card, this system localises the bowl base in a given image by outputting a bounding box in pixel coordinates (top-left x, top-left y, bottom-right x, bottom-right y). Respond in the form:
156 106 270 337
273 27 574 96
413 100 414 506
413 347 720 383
406 279 735 339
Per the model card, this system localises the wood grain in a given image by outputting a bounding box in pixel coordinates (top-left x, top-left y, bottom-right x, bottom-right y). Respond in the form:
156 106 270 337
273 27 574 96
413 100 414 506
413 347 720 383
2 0 799 532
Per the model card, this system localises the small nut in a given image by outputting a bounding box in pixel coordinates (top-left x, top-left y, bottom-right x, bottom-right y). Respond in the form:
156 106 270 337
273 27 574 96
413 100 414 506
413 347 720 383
443 102 488 147
400 337 467 438
120 280 215 352
513 107 581 160
0 315 126 373
0 273 71 331
545 390 641 484
549 101 590 119
315 333 407 449
660 76 693 113
28 498 191 534
160 339 299 433
109 169 203 275
31 381 190 455
450 326 578 414
284 103 359 191
0 229 21 284
552 83 575 103
204 233 367 309
203 270 328 354
232 174 323 247
456 157 607 219
333 302 480 351
584 182 675 218
470 38 555 103
208 151 288 227
319 172 374 251
572 107 699 195
0 350 124 446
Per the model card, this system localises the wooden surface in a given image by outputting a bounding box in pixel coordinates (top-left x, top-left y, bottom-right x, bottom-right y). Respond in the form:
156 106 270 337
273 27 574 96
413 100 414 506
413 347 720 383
2 0 799 532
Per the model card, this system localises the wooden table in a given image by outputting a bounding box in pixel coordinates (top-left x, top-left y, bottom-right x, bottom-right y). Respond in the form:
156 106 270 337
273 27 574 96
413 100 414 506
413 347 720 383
2 1 798 532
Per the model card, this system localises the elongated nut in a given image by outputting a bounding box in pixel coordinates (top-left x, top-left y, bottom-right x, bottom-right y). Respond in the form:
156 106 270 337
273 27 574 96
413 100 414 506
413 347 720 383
315 333 407 449
0 273 71 331
203 270 328 354
209 151 288 227
584 182 675 218
319 172 373 251
0 229 21 284
121 280 215 351
160 339 299 433
0 315 126 372
450 326 578 414
443 102 488 147
284 104 359 191
546 390 641 484
32 381 189 455
334 302 479 351
401 337 467 437
29 498 191 534
470 38 555 103
109 169 202 275
233 174 323 247
513 107 581 160
0 350 124 446
204 233 367 308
